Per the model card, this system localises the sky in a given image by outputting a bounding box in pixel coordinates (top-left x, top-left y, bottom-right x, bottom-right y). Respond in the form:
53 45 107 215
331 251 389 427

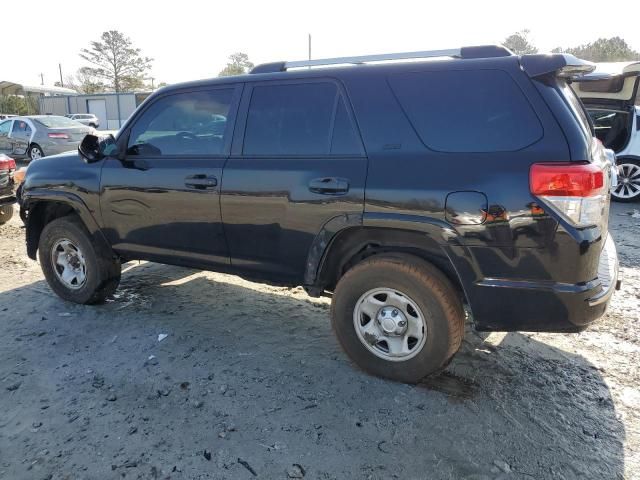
3 0 640 88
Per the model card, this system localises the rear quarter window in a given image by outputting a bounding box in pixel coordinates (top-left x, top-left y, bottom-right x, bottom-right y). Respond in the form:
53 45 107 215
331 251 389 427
388 69 543 153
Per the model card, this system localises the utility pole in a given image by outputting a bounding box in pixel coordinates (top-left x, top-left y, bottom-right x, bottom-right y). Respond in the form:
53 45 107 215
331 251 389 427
150 77 155 89
308 34 312 61
40 73 44 85
58 64 64 87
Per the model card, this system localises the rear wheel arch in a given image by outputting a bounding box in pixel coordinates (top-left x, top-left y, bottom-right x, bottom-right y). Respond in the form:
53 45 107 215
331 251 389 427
310 226 466 300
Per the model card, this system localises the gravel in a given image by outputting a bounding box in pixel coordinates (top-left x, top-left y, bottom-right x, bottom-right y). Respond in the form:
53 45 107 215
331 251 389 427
0 201 638 479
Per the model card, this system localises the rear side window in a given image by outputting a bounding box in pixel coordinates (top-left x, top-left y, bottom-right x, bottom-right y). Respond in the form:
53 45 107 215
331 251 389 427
243 82 362 156
388 69 543 152
12 121 31 135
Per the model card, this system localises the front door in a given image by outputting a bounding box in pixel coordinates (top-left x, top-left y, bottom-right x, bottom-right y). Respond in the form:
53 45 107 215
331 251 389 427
221 79 367 283
100 85 242 267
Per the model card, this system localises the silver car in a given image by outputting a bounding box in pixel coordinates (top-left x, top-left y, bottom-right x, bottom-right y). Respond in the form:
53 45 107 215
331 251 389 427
65 113 100 128
0 115 93 161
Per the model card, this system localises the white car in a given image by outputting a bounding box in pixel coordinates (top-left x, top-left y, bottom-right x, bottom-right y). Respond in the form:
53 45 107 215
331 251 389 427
65 113 100 129
573 61 640 202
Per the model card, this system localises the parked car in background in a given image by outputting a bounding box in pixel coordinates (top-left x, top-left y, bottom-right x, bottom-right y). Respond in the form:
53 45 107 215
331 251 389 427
0 114 17 121
0 115 93 161
0 154 16 224
19 46 620 383
65 113 100 129
572 61 640 202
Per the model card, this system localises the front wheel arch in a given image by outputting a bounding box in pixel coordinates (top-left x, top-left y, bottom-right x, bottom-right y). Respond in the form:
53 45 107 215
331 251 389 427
24 198 107 260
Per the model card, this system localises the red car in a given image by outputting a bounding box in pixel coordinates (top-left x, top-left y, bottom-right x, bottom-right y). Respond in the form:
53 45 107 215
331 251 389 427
0 154 16 224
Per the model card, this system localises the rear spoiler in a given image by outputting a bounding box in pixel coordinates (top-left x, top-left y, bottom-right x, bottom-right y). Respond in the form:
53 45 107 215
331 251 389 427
520 54 595 80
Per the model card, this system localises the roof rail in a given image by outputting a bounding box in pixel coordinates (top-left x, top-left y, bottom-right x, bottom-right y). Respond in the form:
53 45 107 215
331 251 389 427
250 45 512 74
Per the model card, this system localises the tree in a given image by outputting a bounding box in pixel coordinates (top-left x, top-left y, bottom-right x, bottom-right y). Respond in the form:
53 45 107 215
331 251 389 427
560 37 640 62
218 53 254 77
79 30 153 92
0 95 39 115
58 67 107 94
503 30 538 55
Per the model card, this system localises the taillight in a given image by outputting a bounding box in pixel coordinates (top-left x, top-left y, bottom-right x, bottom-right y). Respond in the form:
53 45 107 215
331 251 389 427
530 162 607 228
48 133 70 139
0 156 16 171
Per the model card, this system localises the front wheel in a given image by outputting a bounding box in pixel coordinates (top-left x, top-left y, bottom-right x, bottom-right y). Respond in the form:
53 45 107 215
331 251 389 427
0 204 13 225
612 158 640 202
38 216 121 304
331 254 465 383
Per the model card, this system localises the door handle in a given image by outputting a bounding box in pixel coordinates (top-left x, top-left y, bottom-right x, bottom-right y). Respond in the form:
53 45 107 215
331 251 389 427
185 174 218 190
309 177 349 195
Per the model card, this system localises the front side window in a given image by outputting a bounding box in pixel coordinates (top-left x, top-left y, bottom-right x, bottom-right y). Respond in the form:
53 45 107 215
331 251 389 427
127 89 233 156
243 82 362 156
389 69 543 152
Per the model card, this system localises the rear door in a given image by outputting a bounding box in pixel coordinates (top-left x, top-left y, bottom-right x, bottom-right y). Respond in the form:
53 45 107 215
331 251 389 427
221 79 367 283
100 85 242 267
0 120 12 155
9 119 32 156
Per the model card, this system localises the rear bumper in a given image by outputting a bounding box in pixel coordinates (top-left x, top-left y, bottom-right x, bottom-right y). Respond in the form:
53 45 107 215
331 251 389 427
459 234 620 332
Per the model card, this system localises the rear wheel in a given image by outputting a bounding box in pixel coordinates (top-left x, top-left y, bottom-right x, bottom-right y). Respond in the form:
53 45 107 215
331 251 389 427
28 144 44 161
38 216 121 304
0 204 13 225
331 254 464 383
612 158 640 202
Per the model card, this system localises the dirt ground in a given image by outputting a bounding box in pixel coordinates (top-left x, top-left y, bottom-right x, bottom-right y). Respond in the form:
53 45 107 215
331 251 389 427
0 201 638 480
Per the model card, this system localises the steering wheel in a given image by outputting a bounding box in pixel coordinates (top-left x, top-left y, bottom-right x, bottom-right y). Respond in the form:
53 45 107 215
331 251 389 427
176 131 198 141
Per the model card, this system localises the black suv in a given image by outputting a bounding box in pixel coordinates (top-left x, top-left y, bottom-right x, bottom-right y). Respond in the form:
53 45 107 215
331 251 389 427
19 45 620 382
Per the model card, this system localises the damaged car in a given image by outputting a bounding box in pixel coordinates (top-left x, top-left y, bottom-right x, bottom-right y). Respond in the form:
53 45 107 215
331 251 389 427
18 46 621 383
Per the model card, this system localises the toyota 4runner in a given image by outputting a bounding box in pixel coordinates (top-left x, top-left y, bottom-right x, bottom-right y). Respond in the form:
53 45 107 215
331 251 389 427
18 45 620 382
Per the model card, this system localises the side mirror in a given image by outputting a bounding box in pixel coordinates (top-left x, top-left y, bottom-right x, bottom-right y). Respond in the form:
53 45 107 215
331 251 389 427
78 134 118 163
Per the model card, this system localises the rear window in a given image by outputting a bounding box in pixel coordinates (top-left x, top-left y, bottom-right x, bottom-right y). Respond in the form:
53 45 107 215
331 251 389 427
388 69 543 152
34 116 82 128
559 81 593 140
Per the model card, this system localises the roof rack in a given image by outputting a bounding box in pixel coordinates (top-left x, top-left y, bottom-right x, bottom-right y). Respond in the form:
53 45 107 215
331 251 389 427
250 45 512 74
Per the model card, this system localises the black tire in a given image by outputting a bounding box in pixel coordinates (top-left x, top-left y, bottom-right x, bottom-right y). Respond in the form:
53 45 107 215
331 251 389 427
27 143 44 161
38 215 121 304
612 158 640 203
0 204 14 225
89 123 97 128
331 253 464 383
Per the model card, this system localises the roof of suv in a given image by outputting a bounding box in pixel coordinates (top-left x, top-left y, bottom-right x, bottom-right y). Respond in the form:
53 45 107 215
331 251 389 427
158 45 523 94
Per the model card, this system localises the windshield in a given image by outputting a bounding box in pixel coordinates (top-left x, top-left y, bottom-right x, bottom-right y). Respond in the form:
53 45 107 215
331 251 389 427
34 116 83 128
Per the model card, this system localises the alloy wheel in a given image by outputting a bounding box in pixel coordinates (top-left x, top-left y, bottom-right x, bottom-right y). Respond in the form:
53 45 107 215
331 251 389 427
613 163 640 200
30 146 42 160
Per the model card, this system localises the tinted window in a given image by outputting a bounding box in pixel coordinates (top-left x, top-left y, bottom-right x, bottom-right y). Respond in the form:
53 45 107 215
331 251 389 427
331 97 362 155
244 82 340 156
128 89 233 156
389 70 543 152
